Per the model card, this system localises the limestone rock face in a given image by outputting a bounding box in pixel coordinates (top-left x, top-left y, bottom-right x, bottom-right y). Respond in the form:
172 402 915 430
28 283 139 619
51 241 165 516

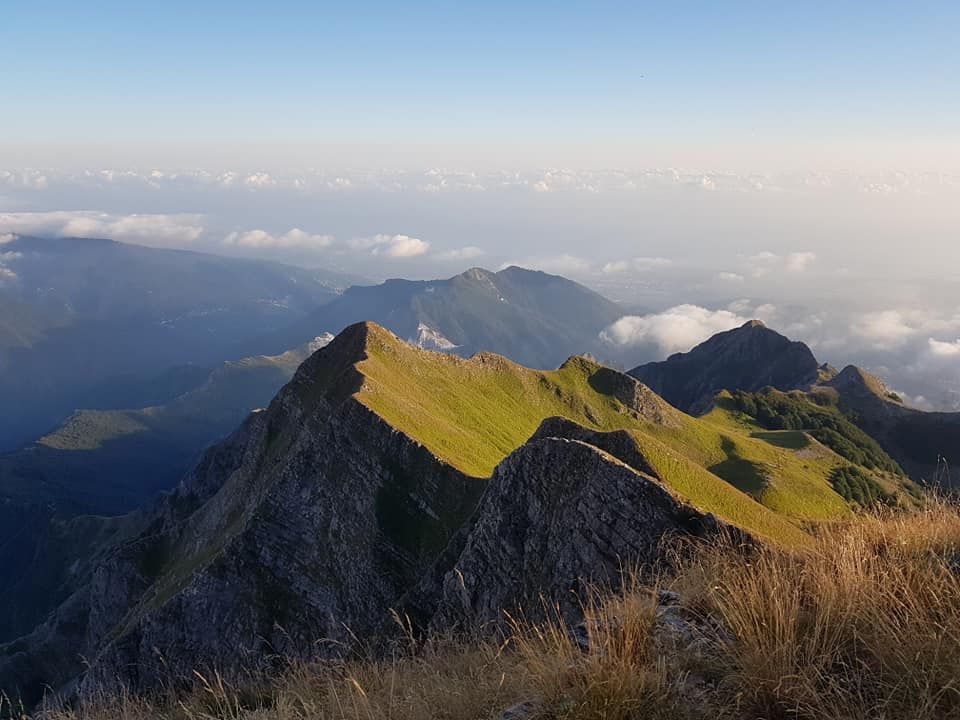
402 435 731 635
0 324 483 701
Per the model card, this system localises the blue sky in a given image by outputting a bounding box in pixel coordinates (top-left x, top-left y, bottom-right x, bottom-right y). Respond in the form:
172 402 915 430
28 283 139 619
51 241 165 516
4 1 959 168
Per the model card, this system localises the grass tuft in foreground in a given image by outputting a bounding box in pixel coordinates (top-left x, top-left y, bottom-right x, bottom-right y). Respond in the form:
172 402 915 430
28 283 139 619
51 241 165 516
41 501 960 720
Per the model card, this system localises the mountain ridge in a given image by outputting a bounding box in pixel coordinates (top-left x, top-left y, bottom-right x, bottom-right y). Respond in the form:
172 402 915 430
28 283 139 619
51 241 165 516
252 266 624 370
0 321 838 701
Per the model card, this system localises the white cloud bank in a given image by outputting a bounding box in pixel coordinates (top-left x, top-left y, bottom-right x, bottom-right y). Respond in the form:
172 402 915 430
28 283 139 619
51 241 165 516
600 304 748 355
851 310 939 348
0 211 204 245
223 228 334 250
602 257 673 274
436 246 485 261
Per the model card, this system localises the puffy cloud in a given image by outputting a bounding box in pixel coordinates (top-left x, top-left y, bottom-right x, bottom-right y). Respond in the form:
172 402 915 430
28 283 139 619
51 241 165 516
0 233 13 244
243 172 276 188
351 234 430 258
929 338 960 357
0 266 16 282
436 246 484 261
600 304 749 355
716 271 745 282
852 310 927 348
786 251 817 272
223 228 334 250
0 211 204 245
602 257 673 274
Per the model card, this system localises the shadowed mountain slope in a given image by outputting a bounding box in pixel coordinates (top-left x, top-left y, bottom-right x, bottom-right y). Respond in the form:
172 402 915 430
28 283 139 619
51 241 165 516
0 236 351 450
629 320 821 415
0 335 332 643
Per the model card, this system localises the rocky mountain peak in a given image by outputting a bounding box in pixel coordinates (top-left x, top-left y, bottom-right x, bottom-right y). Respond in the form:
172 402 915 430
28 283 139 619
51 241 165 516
629 322 820 414
826 365 893 401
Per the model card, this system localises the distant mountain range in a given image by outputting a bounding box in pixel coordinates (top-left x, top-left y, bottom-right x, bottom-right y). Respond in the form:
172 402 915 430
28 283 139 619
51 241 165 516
0 236 354 450
254 265 624 370
0 239 625 450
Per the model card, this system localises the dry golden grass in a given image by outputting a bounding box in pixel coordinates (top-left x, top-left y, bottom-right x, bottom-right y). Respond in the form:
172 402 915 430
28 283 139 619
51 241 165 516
506 585 692 720
39 501 960 720
680 501 960 720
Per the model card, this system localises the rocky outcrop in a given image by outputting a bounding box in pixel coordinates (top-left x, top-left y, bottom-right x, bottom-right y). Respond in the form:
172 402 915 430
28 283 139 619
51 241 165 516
0 324 485 702
398 432 734 637
629 320 820 414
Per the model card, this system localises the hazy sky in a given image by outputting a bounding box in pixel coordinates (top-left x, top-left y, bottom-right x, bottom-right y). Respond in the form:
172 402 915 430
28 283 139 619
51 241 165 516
3 2 959 170
2 2 959 408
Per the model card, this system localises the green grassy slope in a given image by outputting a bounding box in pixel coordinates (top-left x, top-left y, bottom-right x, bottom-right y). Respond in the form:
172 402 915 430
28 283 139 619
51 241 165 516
358 337 649 478
354 325 857 544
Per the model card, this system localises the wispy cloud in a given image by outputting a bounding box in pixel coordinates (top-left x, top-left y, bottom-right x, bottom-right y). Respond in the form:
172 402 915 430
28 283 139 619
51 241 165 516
223 228 334 250
500 254 591 275
929 338 960 357
786 251 817 272
602 257 673 274
436 246 484 261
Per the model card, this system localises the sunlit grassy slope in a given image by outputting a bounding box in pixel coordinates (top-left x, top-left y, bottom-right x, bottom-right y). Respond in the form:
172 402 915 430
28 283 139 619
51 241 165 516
650 403 853 521
353 324 861 544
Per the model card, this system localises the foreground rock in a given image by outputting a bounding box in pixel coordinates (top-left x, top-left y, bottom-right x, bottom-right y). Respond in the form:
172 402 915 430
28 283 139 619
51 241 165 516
408 437 729 635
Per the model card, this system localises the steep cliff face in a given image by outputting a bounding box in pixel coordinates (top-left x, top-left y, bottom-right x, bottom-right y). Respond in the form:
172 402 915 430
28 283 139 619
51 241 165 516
629 320 820 414
85 400 480 691
1 324 485 701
